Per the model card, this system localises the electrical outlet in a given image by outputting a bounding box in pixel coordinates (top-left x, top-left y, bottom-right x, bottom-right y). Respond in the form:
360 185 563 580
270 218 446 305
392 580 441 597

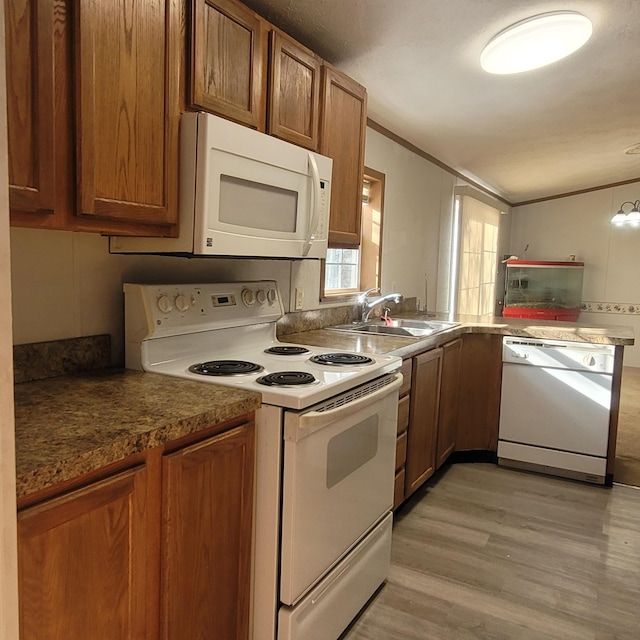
295 287 304 310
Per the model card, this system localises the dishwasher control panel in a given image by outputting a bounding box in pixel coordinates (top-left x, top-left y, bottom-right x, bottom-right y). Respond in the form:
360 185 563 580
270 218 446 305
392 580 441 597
502 337 615 373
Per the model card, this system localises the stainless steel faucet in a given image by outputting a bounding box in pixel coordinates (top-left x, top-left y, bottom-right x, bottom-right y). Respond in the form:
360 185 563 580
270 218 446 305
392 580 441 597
359 287 404 322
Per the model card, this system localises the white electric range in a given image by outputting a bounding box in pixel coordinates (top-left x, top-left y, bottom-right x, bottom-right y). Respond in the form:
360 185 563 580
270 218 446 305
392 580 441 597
124 281 402 640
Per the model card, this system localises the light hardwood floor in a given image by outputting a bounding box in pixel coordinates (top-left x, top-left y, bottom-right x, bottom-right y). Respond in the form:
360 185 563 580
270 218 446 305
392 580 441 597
342 463 640 640
615 366 640 487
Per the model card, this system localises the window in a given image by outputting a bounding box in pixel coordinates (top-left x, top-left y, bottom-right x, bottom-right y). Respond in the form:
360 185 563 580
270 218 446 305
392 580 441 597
325 249 360 292
322 169 384 298
452 194 500 317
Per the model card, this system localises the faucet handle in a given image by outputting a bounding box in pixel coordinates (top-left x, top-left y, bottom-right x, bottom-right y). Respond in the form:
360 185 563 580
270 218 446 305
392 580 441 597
360 287 381 300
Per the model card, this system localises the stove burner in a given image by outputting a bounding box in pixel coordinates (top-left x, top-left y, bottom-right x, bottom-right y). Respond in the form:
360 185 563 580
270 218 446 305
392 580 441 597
310 353 374 366
189 360 263 376
264 346 311 356
256 371 317 387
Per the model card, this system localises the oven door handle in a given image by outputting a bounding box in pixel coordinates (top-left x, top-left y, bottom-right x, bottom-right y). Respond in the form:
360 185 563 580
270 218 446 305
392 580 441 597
284 373 402 441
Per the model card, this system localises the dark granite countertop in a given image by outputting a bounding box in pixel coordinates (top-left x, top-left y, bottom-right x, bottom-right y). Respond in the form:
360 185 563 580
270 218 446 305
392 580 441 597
13 316 633 499
282 315 634 360
14 368 261 498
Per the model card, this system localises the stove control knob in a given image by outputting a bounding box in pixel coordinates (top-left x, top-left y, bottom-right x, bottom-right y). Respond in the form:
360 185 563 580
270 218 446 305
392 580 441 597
583 355 596 367
256 289 267 304
157 294 173 314
267 288 278 304
175 294 190 312
241 288 256 307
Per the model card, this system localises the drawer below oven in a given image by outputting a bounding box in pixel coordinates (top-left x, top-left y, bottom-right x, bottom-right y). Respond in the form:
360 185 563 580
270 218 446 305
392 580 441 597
278 512 392 640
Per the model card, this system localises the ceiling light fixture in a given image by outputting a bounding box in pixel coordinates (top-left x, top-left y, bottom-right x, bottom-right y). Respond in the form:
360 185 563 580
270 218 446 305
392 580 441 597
481 11 593 75
611 201 640 227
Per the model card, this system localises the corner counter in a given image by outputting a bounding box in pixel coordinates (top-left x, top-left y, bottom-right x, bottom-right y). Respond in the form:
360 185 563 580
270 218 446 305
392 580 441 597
280 315 634 359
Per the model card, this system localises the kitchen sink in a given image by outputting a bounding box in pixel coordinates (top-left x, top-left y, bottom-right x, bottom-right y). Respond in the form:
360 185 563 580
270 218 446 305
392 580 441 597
328 319 459 338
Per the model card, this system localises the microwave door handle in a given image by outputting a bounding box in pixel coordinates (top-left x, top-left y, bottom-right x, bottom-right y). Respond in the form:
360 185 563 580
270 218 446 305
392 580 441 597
302 152 321 257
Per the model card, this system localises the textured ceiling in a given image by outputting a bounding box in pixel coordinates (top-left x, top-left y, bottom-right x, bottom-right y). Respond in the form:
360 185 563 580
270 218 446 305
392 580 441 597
242 0 640 203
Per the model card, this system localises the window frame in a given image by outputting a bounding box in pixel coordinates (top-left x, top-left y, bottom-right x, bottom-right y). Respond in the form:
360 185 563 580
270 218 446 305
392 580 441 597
320 167 385 301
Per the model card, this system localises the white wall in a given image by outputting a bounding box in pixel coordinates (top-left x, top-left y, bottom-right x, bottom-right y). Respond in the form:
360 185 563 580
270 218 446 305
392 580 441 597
365 127 453 312
10 228 293 365
510 182 640 365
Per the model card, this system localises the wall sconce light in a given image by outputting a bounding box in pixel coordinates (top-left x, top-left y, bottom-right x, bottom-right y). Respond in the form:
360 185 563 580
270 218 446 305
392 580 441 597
611 201 640 227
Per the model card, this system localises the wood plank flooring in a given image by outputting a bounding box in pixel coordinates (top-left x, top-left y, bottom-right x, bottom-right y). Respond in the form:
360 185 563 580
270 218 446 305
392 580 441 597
342 463 640 640
615 366 640 486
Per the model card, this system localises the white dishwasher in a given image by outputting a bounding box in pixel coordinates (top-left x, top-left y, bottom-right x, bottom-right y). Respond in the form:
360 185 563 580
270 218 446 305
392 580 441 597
498 337 615 484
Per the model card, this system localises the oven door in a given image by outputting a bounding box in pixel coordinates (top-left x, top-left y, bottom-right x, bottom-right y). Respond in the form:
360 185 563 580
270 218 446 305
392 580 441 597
279 373 401 606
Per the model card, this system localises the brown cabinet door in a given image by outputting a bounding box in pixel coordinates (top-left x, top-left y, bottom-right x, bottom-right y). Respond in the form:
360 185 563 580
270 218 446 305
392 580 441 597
268 30 321 150
75 0 179 227
5 0 56 217
436 338 462 469
18 466 153 640
405 348 442 496
320 65 367 248
161 422 255 640
456 333 503 451
190 0 267 130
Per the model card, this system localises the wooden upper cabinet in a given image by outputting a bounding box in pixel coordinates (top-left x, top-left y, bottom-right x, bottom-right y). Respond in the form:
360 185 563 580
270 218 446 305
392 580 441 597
190 0 268 130
268 30 321 150
320 65 367 248
18 466 154 640
4 0 56 219
74 0 179 227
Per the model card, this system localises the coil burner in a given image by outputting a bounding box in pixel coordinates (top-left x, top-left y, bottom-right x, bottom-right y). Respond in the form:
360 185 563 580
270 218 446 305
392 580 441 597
309 353 374 366
188 360 263 376
264 346 311 356
256 371 318 387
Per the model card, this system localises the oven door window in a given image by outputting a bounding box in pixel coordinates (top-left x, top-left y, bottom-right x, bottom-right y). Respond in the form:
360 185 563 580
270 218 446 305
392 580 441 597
326 416 378 489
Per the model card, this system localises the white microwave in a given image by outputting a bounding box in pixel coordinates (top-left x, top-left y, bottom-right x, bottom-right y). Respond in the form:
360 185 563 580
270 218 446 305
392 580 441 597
109 112 332 259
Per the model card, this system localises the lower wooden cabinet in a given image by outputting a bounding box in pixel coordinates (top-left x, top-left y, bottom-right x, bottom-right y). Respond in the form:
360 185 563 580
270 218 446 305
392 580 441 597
18 466 154 640
436 338 462 469
161 423 254 640
17 417 255 640
455 333 502 452
404 348 442 497
393 338 464 509
393 359 412 510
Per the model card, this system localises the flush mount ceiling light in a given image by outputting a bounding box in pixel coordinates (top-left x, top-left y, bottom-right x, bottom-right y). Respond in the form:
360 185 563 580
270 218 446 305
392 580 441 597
481 11 593 74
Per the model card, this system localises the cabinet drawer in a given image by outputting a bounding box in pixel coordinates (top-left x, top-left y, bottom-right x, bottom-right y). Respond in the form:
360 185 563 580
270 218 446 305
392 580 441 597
393 469 405 510
395 431 407 471
397 395 410 435
399 359 412 397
